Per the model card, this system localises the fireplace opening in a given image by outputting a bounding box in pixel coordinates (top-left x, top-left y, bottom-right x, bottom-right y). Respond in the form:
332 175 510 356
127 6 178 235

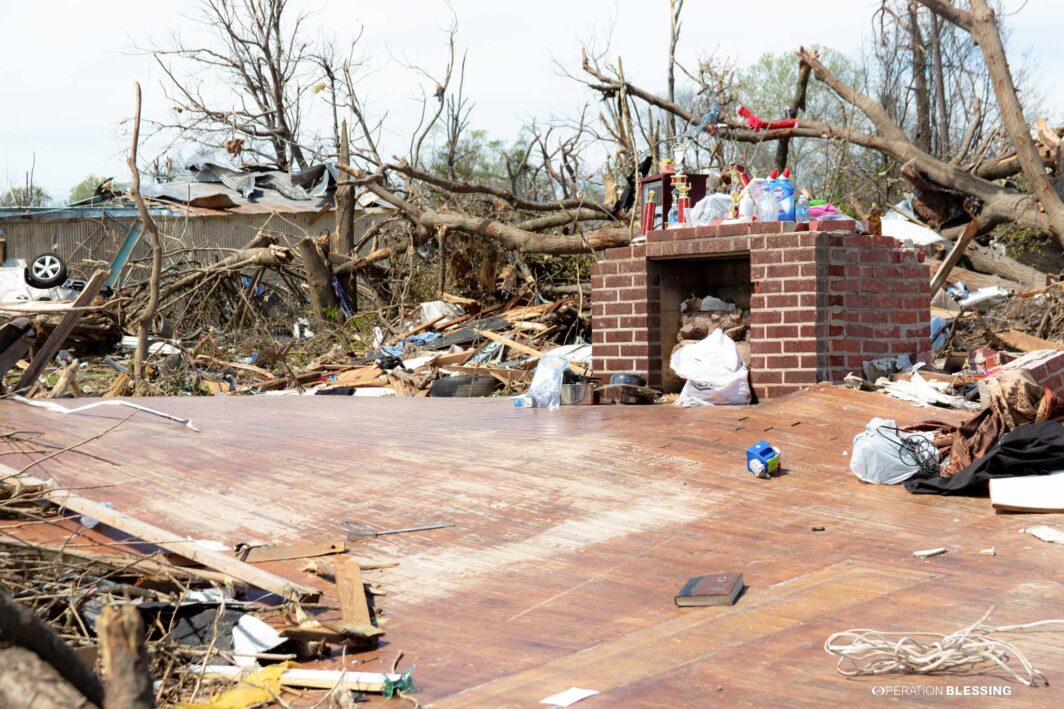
653 254 753 394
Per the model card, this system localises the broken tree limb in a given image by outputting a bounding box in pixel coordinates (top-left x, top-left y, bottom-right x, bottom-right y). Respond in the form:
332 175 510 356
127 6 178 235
384 161 614 215
964 242 1051 290
332 120 355 258
98 604 154 709
127 82 163 395
136 233 294 320
930 219 980 297
336 166 630 255
775 59 812 171
297 236 340 320
0 590 105 707
16 270 108 392
0 466 320 601
918 0 1064 246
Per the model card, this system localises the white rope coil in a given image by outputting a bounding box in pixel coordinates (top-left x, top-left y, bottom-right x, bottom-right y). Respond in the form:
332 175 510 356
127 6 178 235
825 607 1064 687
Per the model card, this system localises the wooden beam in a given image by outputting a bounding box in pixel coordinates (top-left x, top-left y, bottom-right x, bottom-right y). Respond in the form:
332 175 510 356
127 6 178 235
192 666 406 694
0 466 319 601
237 541 346 563
929 219 979 298
17 270 108 391
336 558 373 627
993 329 1064 352
473 329 587 375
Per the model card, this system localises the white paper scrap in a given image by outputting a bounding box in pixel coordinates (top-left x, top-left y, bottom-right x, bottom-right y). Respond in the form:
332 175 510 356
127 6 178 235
231 614 286 666
540 687 599 707
1022 526 1064 544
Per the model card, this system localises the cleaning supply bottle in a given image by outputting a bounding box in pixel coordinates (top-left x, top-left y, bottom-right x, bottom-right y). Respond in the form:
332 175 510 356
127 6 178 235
775 167 795 221
795 192 810 223
755 179 778 222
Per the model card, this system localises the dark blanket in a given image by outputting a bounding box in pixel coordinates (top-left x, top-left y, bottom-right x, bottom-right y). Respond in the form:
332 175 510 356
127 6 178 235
905 421 1064 495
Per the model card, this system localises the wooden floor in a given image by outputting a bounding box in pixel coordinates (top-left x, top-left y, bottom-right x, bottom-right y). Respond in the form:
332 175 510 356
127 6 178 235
2 385 1063 706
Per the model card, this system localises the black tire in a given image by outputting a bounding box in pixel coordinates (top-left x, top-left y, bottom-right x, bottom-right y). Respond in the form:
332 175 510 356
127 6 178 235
430 374 500 398
25 253 68 289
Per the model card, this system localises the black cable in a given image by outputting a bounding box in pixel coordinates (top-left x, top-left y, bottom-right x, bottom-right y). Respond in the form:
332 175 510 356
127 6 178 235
876 424 941 476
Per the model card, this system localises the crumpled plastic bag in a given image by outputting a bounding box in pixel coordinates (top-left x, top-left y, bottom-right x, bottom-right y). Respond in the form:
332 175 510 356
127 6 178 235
850 417 936 484
528 354 569 409
689 194 733 225
670 329 751 406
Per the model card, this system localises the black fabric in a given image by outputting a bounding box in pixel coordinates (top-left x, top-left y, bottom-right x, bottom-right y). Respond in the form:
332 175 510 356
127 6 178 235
905 421 1064 495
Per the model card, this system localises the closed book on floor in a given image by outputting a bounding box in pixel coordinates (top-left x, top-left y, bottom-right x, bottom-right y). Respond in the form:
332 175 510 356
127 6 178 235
674 572 744 607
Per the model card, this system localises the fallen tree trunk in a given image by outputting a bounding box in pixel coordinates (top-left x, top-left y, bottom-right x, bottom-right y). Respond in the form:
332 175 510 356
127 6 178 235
965 242 1051 289
298 236 340 320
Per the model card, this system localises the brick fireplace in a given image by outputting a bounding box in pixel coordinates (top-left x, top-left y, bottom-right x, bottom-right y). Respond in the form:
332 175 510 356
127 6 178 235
590 221 932 400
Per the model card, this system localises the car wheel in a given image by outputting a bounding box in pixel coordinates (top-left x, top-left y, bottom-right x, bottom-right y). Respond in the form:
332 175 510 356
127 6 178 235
25 253 69 289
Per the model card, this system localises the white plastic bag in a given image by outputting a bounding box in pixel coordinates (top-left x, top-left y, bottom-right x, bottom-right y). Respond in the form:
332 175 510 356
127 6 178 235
850 417 935 484
670 329 751 406
689 194 733 225
528 354 569 410
418 300 464 325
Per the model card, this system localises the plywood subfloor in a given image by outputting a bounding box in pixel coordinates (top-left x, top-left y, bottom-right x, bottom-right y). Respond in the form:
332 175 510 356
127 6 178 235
2 384 1062 706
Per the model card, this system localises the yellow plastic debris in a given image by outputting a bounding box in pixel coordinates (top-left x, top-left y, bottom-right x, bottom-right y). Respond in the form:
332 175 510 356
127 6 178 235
179 662 290 709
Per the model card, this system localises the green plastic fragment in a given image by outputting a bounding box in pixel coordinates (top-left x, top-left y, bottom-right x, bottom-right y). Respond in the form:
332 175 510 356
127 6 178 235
382 669 416 699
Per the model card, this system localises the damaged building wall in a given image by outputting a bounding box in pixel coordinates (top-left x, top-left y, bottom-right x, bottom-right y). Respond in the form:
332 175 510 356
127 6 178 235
0 211 385 277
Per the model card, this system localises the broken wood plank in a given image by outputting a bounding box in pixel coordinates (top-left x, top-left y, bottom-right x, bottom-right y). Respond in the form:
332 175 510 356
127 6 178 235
930 220 979 298
236 541 346 564
474 328 545 358
0 466 319 601
993 329 1064 352
17 270 108 391
194 355 276 381
191 666 406 694
336 558 373 627
473 329 587 375
427 349 474 367
279 621 382 645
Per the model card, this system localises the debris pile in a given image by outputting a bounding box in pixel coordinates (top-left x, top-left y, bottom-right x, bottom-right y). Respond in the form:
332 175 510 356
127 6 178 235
0 440 415 705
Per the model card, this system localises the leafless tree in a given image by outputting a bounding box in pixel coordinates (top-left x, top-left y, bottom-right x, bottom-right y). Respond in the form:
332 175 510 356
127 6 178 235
577 0 1064 245
145 0 315 170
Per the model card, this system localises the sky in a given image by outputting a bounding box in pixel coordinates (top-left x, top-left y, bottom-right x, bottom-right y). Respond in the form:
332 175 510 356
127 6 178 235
1 0 1061 201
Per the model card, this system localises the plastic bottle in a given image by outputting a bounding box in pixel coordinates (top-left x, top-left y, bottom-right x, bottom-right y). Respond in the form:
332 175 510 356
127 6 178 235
667 200 680 227
795 193 810 223
774 168 795 221
738 191 754 221
755 179 778 222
